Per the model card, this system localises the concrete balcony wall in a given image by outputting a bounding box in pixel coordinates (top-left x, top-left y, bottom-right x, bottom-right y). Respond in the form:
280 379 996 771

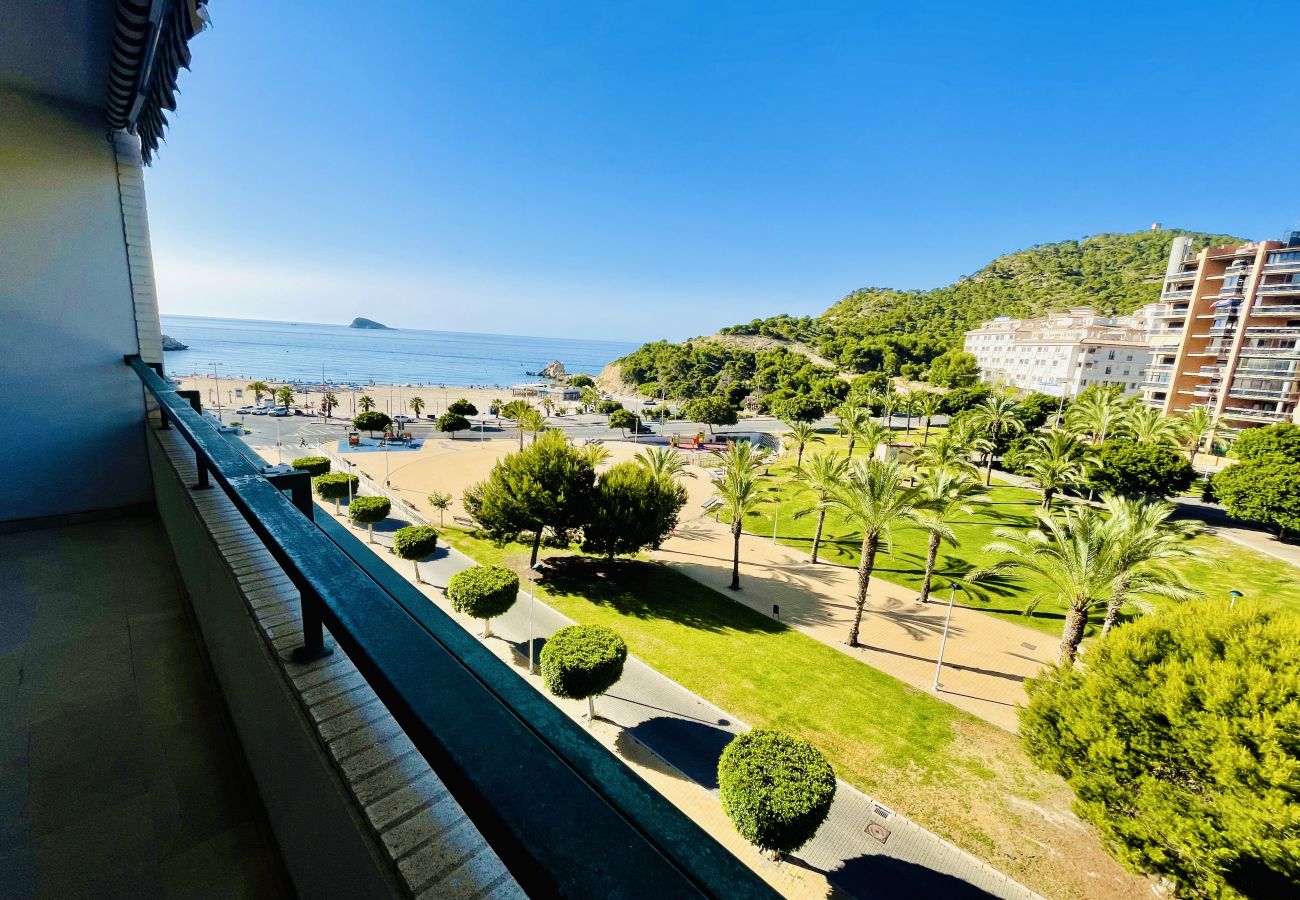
0 88 151 523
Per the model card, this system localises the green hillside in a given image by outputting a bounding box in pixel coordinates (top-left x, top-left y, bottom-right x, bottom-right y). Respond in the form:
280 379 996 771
614 229 1243 401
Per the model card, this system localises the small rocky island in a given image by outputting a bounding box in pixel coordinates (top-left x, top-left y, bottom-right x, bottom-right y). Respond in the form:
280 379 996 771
161 334 188 351
349 317 393 330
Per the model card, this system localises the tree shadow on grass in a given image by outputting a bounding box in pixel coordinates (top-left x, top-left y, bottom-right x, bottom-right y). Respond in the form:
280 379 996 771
539 557 787 636
823 855 997 900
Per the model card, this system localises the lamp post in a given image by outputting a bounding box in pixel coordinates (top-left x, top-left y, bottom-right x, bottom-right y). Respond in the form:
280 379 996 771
527 562 543 674
933 581 961 692
1229 589 1243 610
771 496 780 545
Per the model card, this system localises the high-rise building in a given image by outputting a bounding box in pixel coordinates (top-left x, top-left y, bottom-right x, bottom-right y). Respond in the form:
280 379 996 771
963 307 1153 398
1143 232 1300 427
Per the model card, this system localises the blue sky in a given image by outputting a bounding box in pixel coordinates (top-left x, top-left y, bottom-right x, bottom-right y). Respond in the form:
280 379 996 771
147 1 1300 342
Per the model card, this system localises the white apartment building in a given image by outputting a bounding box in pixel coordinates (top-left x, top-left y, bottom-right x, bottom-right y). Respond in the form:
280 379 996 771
964 307 1153 398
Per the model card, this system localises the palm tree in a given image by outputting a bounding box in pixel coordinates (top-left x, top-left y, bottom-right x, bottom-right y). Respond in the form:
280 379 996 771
913 392 943 445
275 385 295 409
913 469 985 602
793 451 850 564
967 394 1024 485
879 389 898 435
321 391 339 419
982 507 1118 665
836 403 873 456
910 428 981 476
820 459 921 646
358 394 376 413
1020 430 1096 510
1126 405 1182 446
581 442 611 468
782 421 823 469
898 393 916 435
521 407 546 445
247 380 270 404
1098 495 1202 635
579 386 600 414
1066 388 1129 444
1180 406 1216 465
635 447 695 481
713 443 767 590
541 396 555 418
409 396 425 418
854 421 894 462
501 400 534 449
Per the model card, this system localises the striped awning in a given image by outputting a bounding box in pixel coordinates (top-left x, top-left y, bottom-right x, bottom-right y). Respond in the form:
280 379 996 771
105 0 210 164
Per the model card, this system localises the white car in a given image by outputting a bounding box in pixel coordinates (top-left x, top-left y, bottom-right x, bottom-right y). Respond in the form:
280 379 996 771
268 407 290 418
250 407 269 416
393 415 414 425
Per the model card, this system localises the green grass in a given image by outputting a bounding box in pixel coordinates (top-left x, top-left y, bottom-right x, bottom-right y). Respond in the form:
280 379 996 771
439 527 1119 898
744 449 1300 638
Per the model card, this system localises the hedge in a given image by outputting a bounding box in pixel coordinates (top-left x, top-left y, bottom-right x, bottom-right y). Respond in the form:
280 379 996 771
447 565 519 635
717 729 836 856
348 495 391 524
539 625 627 726
312 473 358 514
291 455 330 476
392 525 439 560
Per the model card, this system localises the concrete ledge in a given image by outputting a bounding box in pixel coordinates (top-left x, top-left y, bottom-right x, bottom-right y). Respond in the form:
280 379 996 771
148 426 522 899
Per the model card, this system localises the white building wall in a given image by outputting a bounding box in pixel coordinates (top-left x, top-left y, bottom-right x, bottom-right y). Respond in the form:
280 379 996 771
0 89 154 522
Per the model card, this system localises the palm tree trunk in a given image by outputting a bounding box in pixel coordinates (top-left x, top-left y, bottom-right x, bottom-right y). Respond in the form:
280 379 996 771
1058 606 1087 666
796 445 805 468
729 519 742 590
1100 576 1129 635
1042 488 1054 511
846 437 856 456
919 531 941 602
922 419 931 445
518 428 524 450
810 508 827 564
530 530 542 567
984 452 994 486
847 533 879 646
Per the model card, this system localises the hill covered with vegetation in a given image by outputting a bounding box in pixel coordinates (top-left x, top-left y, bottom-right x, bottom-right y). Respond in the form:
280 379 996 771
612 229 1243 403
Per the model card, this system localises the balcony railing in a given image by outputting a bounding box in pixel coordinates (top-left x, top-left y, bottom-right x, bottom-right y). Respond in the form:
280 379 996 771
1256 283 1300 295
1233 366 1300 379
1264 260 1300 273
1221 405 1292 422
1228 387 1299 401
1245 326 1300 337
1250 304 1300 315
125 356 773 900
1160 289 1193 301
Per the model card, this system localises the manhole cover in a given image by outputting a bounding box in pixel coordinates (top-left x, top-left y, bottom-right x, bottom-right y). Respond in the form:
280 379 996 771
866 822 891 844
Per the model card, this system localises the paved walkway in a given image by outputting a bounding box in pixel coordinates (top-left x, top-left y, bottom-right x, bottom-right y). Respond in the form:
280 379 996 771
330 506 1037 900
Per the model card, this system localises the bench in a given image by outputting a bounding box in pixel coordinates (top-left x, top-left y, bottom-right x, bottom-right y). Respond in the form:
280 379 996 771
453 516 476 527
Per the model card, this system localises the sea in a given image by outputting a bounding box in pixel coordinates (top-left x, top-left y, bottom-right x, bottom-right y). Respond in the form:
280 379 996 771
160 315 639 388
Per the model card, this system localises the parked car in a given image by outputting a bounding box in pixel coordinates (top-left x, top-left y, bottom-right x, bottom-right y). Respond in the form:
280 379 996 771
237 405 257 414
643 399 658 407
250 407 269 416
268 407 290 417
393 415 414 425
293 408 306 416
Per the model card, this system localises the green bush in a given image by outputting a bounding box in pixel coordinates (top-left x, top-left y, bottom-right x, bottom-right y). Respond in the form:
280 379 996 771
312 473 358 513
1213 457 1300 540
291 455 330 477
596 399 624 415
348 495 390 524
608 408 638 433
1087 440 1194 498
436 411 471 437
448 398 478 416
539 625 627 703
1021 602 1300 898
569 374 595 388
1231 422 1300 463
353 410 392 435
717 730 836 856
392 525 439 560
447 565 519 631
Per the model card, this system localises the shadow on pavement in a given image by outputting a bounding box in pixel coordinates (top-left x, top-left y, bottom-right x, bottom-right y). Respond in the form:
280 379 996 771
625 716 734 790
826 855 997 899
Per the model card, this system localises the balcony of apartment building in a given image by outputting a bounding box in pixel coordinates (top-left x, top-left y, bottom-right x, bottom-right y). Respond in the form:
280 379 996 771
1 7 772 899
1221 405 1295 424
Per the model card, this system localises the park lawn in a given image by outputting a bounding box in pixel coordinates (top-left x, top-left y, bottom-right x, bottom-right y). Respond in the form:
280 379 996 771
439 527 1135 899
746 455 1300 637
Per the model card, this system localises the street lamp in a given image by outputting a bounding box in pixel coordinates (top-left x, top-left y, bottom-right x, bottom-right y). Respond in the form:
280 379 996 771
771 495 781 545
933 580 963 692
1229 590 1243 610
527 562 543 674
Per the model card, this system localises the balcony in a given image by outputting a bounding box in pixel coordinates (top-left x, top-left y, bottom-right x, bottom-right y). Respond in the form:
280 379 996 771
1160 288 1193 301
1249 303 1300 316
1256 283 1300 296
1245 326 1300 337
1233 366 1300 379
1228 386 1299 401
1264 260 1300 274
1221 405 1293 423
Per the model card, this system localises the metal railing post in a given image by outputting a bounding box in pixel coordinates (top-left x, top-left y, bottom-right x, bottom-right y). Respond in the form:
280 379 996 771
178 390 210 489
291 582 333 663
147 362 171 429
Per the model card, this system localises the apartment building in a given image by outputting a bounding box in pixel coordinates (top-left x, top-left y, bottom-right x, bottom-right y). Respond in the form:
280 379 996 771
964 307 1153 398
1143 232 1300 427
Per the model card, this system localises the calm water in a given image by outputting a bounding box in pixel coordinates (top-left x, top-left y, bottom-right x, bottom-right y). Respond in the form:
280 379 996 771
160 315 638 387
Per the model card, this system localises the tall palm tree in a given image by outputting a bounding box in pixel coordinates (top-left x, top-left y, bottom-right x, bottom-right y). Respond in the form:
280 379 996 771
854 421 894 462
913 469 986 602
1126 405 1182 446
898 393 916 435
820 458 921 646
321 391 339 419
782 421 823 468
541 396 555 418
967 394 1025 485
1066 388 1129 444
1180 406 1216 465
836 403 874 456
358 394 376 413
635 446 695 481
913 392 944 445
501 400 533 448
1020 430 1096 510
793 451 850 564
579 386 600 413
1098 495 1202 635
879 390 898 433
982 507 1118 665
714 443 767 590
409 396 425 418
910 428 980 476
247 380 270 404
521 407 546 445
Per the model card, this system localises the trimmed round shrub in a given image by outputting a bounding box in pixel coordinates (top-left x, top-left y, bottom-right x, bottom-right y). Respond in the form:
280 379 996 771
353 410 392 434
539 625 627 702
718 730 836 856
447 398 478 416
447 565 519 625
348 495 391 525
312 473 358 513
291 455 330 476
392 525 439 560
